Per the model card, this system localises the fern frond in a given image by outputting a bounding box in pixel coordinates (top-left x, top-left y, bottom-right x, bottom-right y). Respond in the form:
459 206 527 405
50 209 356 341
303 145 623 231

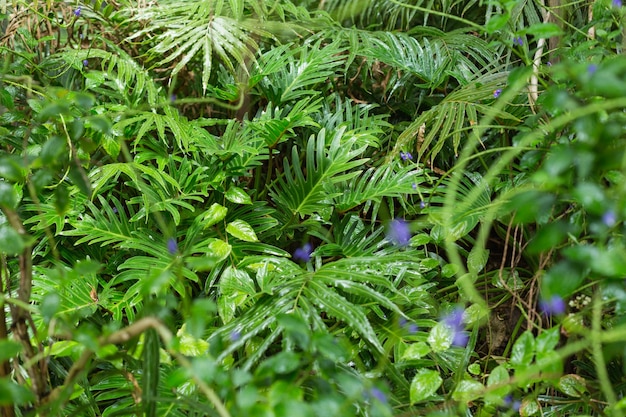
254 40 346 104
269 127 368 220
60 47 161 106
391 73 518 164
129 0 270 93
335 164 424 214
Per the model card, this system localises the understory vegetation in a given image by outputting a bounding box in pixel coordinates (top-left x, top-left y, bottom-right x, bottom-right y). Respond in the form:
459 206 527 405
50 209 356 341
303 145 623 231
1 0 626 416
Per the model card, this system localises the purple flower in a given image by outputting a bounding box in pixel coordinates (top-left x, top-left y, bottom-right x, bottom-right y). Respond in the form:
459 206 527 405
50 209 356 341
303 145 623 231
513 36 524 46
546 61 552 67
112 206 118 214
387 219 411 247
443 307 468 347
539 295 566 316
74 6 81 17
588 64 598 74
602 210 617 227
493 88 502 98
167 237 178 255
293 243 313 262
419 200 427 209
367 387 387 404
503 395 521 412
613 0 622 7
412 183 417 190
170 94 177 102
230 330 241 342
400 151 413 161
399 317 418 334
82 59 88 67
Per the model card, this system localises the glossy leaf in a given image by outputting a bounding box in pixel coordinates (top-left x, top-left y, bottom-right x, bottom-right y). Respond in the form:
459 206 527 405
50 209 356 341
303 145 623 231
410 369 442 404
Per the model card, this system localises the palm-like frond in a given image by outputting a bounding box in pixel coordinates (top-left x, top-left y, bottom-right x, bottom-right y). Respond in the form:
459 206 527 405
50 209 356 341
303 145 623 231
318 0 483 30
429 171 493 242
129 0 270 93
363 31 499 91
391 73 518 165
334 164 424 215
254 40 346 105
316 97 391 148
269 127 368 220
59 46 161 107
209 254 413 370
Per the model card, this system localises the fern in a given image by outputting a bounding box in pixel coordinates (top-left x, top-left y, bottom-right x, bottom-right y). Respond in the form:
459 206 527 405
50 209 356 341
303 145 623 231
390 72 518 165
269 127 368 221
128 0 271 93
254 40 346 105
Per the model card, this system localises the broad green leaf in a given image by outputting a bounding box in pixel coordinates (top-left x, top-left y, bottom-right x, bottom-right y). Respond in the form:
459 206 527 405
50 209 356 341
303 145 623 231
410 369 442 404
226 219 258 242
218 266 256 323
523 22 563 38
485 13 510 33
486 365 510 400
427 322 452 352
177 324 209 356
225 186 252 204
536 326 560 356
0 224 24 255
0 182 18 208
401 342 431 361
0 378 36 406
203 203 228 228
557 374 587 398
0 341 21 362
220 266 256 297
48 340 82 358
467 246 489 275
511 331 535 367
519 398 540 416
451 379 484 402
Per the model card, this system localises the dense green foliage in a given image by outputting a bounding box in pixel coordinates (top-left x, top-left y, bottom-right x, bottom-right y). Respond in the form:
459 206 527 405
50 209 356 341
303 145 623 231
1 0 626 416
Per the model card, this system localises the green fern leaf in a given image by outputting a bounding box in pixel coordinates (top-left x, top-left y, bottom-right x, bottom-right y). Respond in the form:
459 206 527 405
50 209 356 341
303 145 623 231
270 127 368 219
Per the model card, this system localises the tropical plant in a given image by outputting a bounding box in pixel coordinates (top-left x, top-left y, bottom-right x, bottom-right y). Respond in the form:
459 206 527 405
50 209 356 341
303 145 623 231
2 1 626 417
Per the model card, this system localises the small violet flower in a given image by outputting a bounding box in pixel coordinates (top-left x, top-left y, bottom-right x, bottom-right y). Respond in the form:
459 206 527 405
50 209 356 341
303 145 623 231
167 237 178 255
74 6 82 17
400 151 413 161
602 210 617 227
493 88 502 98
443 307 468 347
387 219 411 247
293 242 313 262
588 64 598 75
82 59 88 67
539 295 566 316
513 36 524 46
399 317 418 334
230 330 241 342
613 0 622 8
367 387 387 404
170 94 177 102
503 395 521 412
419 200 427 209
